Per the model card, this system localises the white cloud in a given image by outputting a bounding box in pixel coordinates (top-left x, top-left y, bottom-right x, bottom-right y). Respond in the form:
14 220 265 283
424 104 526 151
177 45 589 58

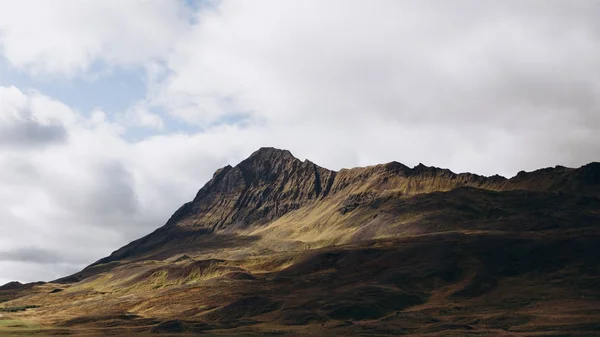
2 0 598 174
0 0 190 77
0 86 68 147
0 85 265 282
120 103 164 130
146 0 600 174
1 1 600 283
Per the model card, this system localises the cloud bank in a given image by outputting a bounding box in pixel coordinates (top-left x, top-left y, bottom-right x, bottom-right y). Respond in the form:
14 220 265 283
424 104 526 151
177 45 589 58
0 0 599 283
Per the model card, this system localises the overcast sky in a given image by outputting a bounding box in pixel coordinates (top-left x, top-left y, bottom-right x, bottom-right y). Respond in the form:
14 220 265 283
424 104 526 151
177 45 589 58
0 0 599 284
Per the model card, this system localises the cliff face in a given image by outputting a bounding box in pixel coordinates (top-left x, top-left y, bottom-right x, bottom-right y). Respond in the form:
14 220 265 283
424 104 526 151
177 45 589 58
168 148 337 231
84 147 599 271
169 148 599 233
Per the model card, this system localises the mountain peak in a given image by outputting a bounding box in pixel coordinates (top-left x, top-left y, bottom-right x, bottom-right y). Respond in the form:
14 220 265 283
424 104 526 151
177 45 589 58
246 147 296 161
83 150 600 276
235 147 302 185
0 281 23 291
166 147 335 233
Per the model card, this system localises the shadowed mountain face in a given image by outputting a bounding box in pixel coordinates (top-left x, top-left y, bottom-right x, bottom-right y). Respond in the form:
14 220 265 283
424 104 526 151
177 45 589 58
83 148 599 270
2 148 600 336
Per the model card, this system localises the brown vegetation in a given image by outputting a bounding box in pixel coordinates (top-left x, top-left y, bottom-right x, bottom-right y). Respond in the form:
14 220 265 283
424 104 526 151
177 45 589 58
1 148 599 336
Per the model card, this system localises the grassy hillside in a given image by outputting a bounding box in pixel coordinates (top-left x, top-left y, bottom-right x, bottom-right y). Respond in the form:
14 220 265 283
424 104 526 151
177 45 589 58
2 149 599 336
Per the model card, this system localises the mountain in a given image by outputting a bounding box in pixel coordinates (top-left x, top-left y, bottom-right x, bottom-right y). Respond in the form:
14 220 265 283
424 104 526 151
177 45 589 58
74 148 600 271
2 148 599 336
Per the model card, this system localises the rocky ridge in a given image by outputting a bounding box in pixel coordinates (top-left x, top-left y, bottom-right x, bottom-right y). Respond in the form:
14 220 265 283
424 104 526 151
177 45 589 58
3 147 599 336
85 147 599 270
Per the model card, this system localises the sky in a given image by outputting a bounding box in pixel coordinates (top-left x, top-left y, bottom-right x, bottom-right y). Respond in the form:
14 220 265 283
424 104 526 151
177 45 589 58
0 0 599 284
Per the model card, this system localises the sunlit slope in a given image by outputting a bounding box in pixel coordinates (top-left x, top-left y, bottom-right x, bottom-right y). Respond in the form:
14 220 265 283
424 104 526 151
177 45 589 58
2 148 598 336
72 148 599 274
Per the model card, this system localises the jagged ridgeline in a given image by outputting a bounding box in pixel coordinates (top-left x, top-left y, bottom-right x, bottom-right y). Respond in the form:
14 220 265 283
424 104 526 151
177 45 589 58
4 148 598 336
69 147 599 278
